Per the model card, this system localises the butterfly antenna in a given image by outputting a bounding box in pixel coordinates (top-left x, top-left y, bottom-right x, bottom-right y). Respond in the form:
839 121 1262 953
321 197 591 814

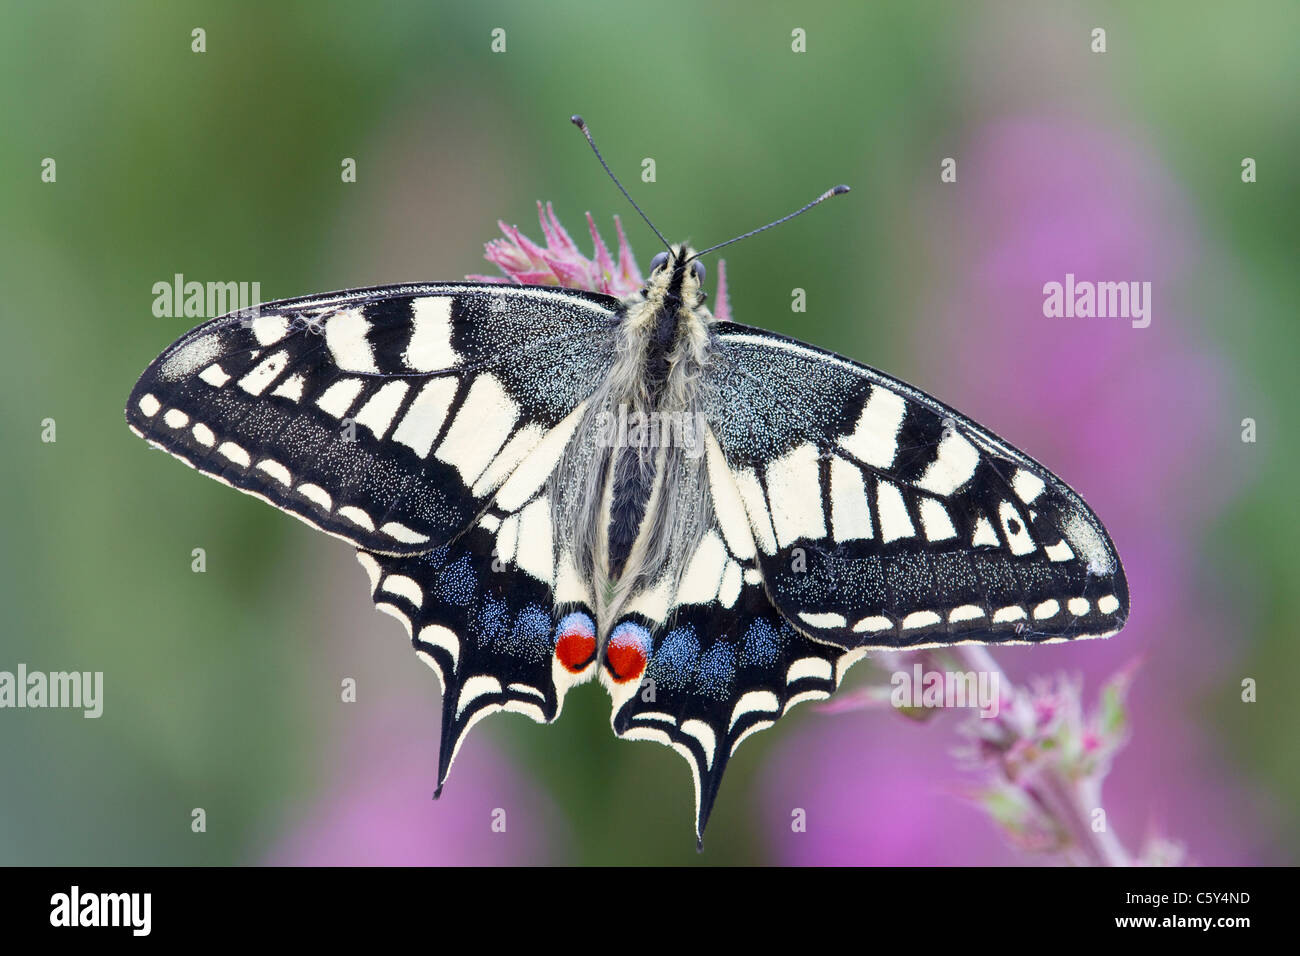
689 184 850 260
571 115 672 252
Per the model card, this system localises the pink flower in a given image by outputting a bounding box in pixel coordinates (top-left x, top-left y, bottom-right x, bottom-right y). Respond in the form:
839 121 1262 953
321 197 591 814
469 201 643 297
469 201 733 321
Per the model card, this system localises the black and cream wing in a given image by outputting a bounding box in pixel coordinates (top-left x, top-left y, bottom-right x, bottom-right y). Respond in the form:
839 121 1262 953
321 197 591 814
355 474 601 794
126 282 618 553
701 322 1129 650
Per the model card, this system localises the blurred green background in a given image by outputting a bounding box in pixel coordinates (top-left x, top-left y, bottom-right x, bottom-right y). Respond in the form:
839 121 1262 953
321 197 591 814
2 0 1296 865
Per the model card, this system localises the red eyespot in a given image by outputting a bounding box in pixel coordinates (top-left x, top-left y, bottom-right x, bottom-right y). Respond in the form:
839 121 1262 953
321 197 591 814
605 623 650 684
554 613 596 673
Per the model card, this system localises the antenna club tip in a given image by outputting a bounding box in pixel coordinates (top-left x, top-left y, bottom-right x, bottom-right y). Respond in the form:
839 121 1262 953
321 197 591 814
833 184 851 195
570 114 586 129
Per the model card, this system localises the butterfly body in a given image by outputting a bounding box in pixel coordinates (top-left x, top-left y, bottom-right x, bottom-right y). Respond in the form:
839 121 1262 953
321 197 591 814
128 228 1127 843
567 244 712 623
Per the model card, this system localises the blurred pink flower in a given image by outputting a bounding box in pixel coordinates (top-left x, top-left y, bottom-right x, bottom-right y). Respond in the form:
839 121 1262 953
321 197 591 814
265 704 567 866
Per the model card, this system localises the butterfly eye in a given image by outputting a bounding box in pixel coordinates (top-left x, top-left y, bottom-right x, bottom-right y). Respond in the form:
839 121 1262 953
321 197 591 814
691 261 705 283
650 252 669 272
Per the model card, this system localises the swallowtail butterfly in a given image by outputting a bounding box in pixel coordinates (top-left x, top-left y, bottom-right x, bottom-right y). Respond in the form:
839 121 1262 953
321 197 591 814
126 117 1128 845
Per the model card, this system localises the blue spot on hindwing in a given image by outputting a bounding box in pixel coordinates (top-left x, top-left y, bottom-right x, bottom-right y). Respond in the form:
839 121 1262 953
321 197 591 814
511 604 553 659
694 640 737 699
740 617 786 667
647 626 699 691
436 553 477 606
477 594 510 648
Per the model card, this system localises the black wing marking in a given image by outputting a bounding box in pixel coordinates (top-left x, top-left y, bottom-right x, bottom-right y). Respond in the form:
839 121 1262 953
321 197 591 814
127 282 618 554
702 322 1129 649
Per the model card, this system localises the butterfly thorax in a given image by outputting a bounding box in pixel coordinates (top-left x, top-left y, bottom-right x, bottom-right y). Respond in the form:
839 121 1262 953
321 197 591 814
553 244 715 634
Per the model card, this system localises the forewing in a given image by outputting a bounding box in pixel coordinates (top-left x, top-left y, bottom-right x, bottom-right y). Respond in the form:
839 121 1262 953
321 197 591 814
126 283 617 553
701 323 1129 649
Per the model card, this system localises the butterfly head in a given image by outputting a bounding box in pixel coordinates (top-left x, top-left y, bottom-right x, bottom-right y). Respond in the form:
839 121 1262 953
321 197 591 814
645 245 706 307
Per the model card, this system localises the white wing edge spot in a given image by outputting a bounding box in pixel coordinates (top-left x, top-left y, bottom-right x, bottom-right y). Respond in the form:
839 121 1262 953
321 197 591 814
456 675 503 719
297 483 333 511
786 657 833 684
381 574 423 608
784 689 831 715
255 459 292 486
337 505 375 531
355 553 381 594
728 690 780 732
1033 599 1060 620
381 521 429 544
853 615 892 633
636 712 677 726
218 442 251 468
679 719 718 771
798 611 846 629
902 610 942 630
1061 509 1116 575
418 624 461 671
730 720 775 757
